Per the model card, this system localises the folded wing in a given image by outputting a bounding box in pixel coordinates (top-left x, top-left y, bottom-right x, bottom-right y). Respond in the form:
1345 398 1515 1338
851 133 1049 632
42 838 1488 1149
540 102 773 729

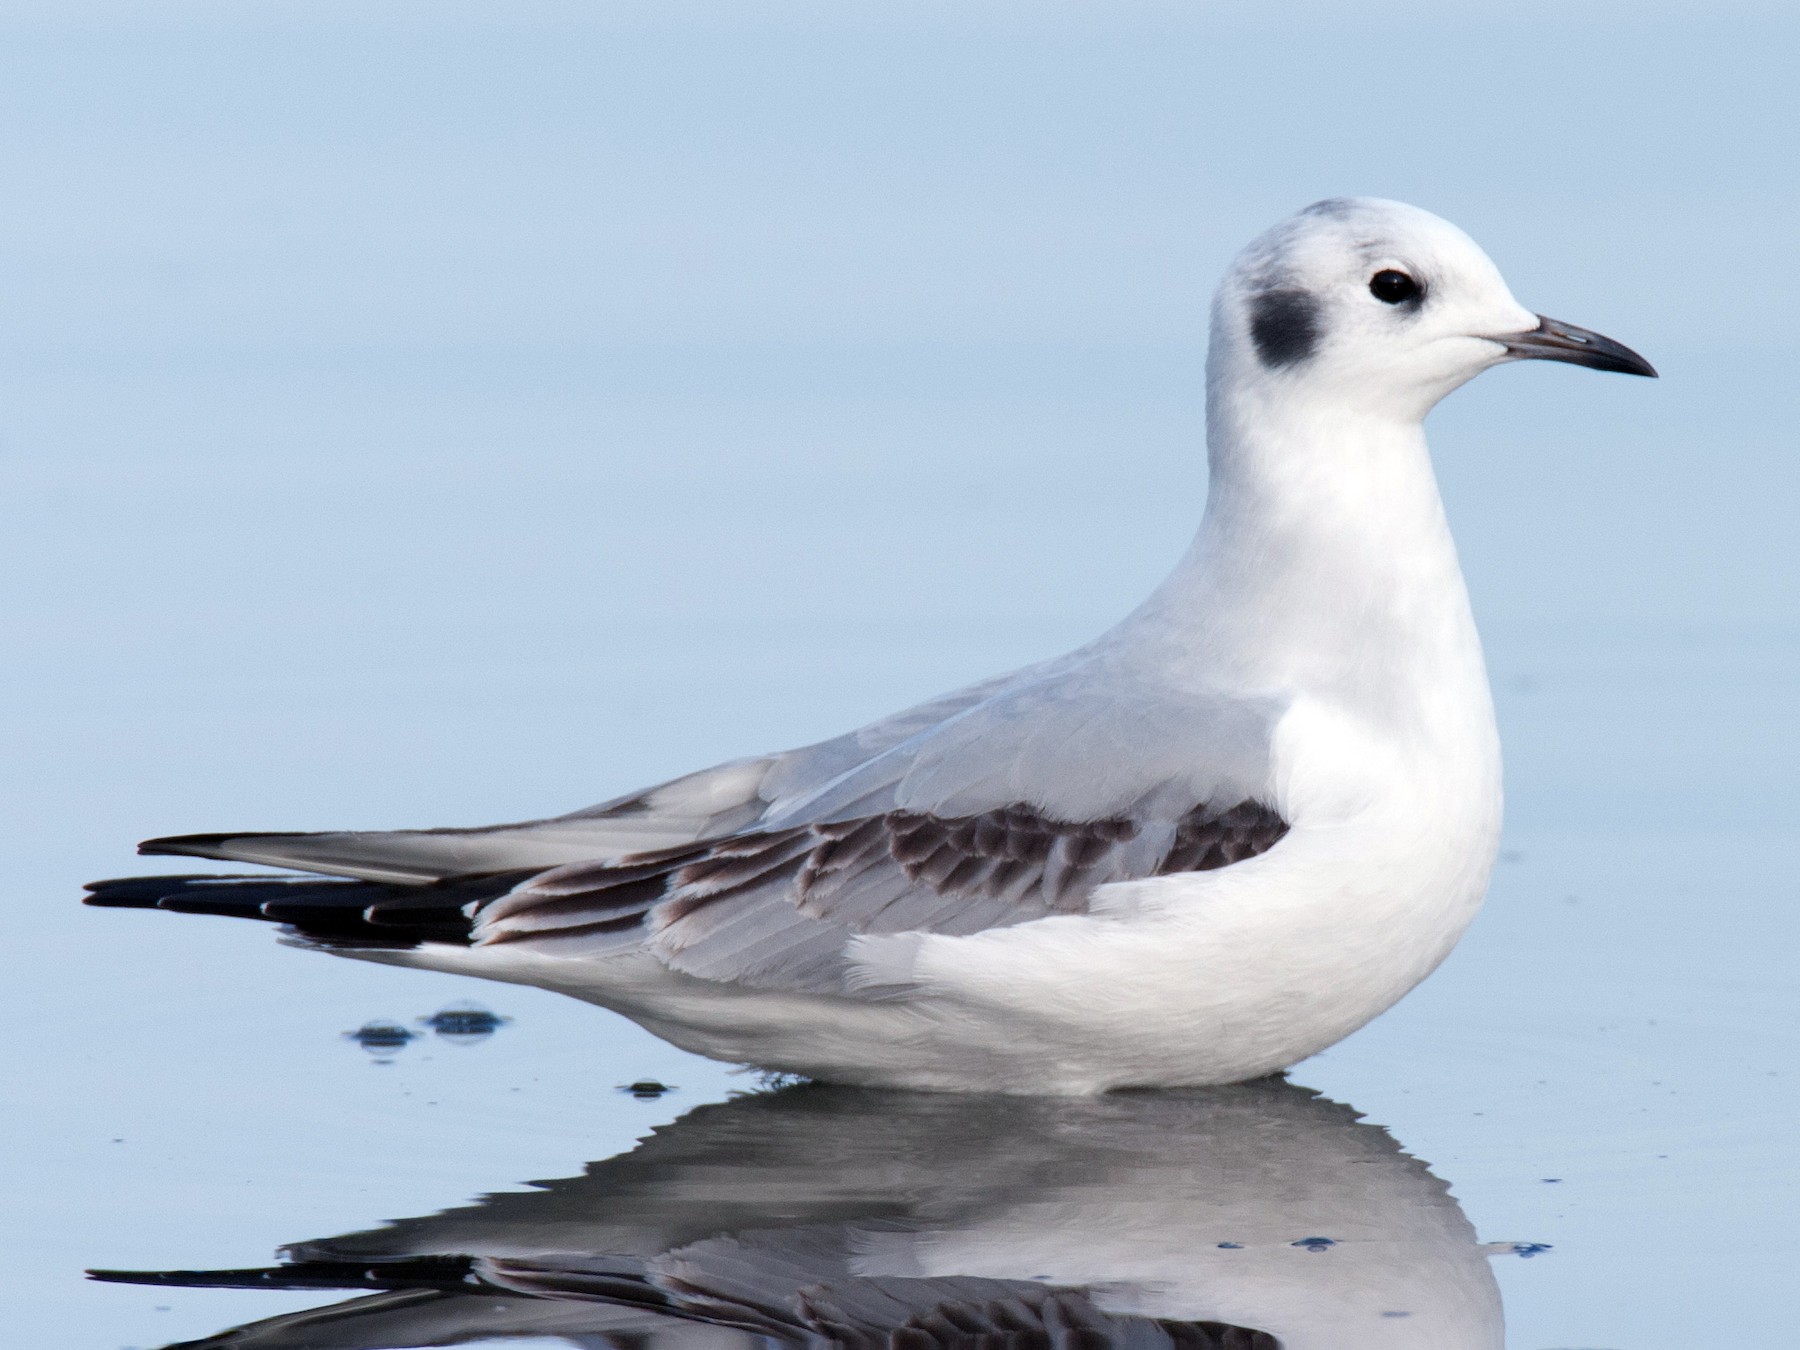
135 670 1027 884
102 658 1290 997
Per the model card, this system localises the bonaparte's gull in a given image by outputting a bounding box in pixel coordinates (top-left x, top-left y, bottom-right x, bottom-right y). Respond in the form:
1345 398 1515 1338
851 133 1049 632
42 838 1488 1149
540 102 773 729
88 198 1655 1093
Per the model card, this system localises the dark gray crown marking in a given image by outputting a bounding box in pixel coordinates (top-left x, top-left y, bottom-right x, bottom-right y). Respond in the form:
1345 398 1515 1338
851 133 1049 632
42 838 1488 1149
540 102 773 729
1249 288 1320 369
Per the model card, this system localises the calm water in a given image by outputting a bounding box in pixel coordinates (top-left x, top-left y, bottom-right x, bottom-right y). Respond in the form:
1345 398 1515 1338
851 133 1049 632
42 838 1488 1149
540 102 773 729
3 4 1796 1347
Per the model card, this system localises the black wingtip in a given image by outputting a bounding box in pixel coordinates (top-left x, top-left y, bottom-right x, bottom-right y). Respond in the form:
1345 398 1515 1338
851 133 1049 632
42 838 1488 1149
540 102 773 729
138 831 303 858
83 874 238 909
87 1267 199 1286
82 870 504 947
88 1256 478 1291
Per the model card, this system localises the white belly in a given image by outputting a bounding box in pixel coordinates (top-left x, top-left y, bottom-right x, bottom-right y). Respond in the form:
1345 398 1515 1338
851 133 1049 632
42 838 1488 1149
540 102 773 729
390 700 1501 1094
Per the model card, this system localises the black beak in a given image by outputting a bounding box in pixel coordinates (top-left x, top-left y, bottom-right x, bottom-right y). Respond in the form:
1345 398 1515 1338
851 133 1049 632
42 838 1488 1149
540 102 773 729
1496 315 1658 377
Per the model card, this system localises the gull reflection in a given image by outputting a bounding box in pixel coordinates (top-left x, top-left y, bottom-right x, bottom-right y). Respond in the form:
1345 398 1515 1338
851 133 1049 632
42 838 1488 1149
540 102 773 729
93 1079 1503 1349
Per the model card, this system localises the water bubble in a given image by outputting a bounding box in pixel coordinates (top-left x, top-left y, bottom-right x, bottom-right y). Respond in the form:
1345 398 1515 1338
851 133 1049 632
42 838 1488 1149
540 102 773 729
419 1003 509 1046
345 1021 416 1061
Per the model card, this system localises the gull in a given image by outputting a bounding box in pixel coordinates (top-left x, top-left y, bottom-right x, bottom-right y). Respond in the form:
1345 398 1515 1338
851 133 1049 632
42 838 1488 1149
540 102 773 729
91 1080 1507 1349
87 198 1655 1093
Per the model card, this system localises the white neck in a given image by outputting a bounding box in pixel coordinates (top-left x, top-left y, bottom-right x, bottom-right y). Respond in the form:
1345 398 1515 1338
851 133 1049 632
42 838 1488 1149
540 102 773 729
1118 376 1491 734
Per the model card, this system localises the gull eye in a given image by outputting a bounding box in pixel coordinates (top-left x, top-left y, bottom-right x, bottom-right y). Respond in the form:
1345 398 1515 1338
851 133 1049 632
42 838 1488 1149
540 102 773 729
1369 269 1421 305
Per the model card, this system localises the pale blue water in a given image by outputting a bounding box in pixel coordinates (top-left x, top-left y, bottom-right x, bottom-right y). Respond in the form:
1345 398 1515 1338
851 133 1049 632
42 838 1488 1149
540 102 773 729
2 4 1796 1347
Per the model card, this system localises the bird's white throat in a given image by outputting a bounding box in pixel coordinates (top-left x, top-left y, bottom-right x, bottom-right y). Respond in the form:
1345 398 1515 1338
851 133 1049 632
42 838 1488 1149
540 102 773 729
1126 381 1489 751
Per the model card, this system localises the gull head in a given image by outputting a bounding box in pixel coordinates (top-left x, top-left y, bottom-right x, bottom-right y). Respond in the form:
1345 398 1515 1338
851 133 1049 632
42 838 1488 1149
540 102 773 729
1212 197 1656 424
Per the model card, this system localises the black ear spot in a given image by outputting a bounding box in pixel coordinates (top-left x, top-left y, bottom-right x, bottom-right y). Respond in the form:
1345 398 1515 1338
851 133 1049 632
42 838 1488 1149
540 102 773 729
1249 289 1320 369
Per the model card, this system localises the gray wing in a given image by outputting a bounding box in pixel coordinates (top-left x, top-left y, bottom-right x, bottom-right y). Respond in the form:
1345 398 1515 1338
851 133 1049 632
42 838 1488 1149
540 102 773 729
137 670 1026 884
139 652 1290 995
474 659 1290 994
476 796 1287 993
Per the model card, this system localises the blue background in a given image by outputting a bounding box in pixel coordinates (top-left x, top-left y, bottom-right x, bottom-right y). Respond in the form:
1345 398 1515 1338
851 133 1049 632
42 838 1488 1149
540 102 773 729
2 4 1794 1345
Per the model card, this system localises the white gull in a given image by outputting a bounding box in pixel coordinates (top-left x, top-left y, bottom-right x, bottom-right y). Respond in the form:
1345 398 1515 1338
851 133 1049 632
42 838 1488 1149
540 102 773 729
89 197 1655 1093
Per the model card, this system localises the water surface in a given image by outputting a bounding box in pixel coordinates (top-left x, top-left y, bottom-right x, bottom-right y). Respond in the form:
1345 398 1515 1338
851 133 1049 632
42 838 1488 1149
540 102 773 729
2 4 1796 1346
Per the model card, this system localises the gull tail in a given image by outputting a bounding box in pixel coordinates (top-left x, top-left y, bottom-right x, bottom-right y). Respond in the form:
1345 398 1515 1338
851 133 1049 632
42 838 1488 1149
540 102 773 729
86 1256 481 1294
88 1258 663 1350
133 824 614 886
87 1259 1281 1350
120 756 787 885
81 871 532 949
